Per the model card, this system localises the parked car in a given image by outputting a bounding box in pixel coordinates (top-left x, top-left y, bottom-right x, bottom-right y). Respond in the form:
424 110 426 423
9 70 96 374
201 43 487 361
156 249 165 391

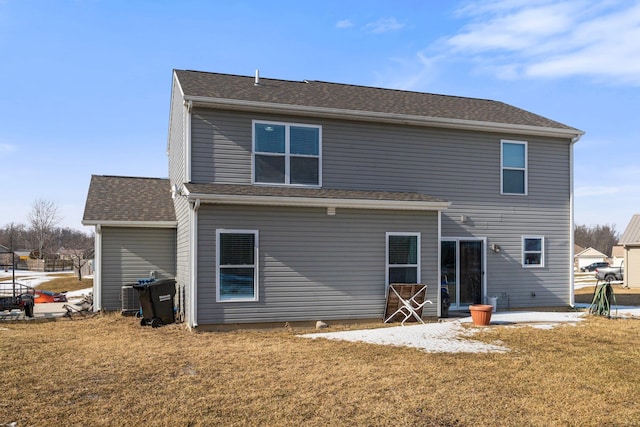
33 289 68 304
581 262 609 272
595 262 624 282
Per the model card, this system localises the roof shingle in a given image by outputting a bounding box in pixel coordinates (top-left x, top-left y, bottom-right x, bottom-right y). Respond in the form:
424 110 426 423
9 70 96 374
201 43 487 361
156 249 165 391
184 182 446 203
83 175 176 224
175 70 580 132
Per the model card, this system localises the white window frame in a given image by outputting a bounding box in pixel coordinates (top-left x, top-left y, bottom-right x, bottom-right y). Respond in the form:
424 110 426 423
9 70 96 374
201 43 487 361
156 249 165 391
522 235 544 268
501 140 528 195
216 229 259 302
252 120 322 187
386 232 421 286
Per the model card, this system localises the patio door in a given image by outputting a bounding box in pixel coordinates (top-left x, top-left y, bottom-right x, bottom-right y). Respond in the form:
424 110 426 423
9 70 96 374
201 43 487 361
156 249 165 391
441 238 485 309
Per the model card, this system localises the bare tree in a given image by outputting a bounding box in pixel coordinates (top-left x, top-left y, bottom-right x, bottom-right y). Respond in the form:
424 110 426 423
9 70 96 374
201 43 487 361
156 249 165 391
27 199 61 260
0 222 27 251
575 223 619 256
0 222 26 270
60 230 94 280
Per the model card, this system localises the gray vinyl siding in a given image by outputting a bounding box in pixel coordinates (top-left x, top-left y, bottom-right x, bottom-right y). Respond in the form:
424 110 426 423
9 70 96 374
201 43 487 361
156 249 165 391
100 227 177 311
191 109 252 184
168 77 186 184
169 77 190 317
186 108 573 309
195 205 439 325
174 196 190 319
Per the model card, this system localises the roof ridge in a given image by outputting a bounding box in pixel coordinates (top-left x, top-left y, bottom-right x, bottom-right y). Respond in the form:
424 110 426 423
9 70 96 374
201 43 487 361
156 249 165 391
95 174 169 181
305 79 497 103
177 69 498 103
178 69 307 86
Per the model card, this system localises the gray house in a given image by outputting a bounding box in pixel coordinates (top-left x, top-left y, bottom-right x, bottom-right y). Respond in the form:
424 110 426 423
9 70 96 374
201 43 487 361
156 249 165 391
83 70 584 329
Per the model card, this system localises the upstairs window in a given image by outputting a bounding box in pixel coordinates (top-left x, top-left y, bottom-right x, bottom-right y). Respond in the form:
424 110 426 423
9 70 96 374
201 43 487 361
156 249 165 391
253 121 321 186
522 236 544 268
501 140 527 195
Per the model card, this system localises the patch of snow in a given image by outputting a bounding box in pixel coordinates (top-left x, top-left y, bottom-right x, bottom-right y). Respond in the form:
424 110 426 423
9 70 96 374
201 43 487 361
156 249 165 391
66 288 92 300
460 310 586 325
1 270 75 289
302 310 592 353
303 306 640 353
303 321 510 353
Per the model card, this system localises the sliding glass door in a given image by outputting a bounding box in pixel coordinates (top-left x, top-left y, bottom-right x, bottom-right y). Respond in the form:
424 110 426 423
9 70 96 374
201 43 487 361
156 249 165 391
441 238 485 308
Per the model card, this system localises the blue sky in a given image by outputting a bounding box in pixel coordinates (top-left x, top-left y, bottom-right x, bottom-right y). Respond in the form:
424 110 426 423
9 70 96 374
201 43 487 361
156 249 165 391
1 0 638 234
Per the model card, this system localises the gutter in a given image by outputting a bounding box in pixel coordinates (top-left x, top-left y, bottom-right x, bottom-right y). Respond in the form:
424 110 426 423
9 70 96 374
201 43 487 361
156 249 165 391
184 95 585 140
81 220 177 228
183 192 451 211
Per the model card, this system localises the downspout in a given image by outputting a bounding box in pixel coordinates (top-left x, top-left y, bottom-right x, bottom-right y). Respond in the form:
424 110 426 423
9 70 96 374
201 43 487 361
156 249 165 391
94 224 102 312
189 198 200 328
569 134 582 307
184 100 193 183
437 210 442 317
482 236 488 304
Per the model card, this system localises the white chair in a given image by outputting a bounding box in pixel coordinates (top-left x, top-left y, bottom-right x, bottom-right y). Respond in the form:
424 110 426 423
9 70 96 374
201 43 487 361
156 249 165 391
384 284 433 326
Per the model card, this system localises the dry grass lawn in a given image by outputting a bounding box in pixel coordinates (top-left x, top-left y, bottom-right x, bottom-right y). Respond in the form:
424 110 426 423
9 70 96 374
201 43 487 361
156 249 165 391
36 276 93 293
2 309 640 426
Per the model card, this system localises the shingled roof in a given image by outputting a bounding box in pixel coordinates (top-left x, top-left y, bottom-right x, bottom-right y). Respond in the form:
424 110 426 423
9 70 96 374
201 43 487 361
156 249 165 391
174 70 582 136
83 175 176 225
181 183 449 211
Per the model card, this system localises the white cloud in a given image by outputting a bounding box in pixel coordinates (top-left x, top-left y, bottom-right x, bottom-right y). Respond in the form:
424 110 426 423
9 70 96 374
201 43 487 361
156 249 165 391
364 17 404 34
449 2 575 52
447 1 640 85
336 19 353 29
374 52 443 91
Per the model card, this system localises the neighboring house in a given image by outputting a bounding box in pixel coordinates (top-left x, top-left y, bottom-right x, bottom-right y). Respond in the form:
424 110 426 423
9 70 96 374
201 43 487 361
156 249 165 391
618 214 640 288
573 244 585 269
83 70 584 329
611 245 624 267
574 247 608 270
58 248 82 260
14 251 31 270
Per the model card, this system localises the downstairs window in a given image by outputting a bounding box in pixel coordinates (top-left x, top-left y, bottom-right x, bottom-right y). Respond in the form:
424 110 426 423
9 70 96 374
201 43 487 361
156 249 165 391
386 232 421 284
522 236 544 268
216 230 259 301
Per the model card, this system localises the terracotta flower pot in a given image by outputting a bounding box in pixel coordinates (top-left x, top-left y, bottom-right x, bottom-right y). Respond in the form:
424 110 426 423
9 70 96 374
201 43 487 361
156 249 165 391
469 304 493 326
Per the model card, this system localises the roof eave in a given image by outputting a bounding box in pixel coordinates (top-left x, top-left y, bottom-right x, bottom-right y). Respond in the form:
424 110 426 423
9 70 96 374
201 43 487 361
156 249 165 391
184 95 584 140
184 192 450 211
81 220 178 228
621 242 640 247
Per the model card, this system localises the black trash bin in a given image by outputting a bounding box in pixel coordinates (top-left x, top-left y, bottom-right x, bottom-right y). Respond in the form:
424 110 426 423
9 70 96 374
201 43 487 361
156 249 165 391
133 279 176 328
